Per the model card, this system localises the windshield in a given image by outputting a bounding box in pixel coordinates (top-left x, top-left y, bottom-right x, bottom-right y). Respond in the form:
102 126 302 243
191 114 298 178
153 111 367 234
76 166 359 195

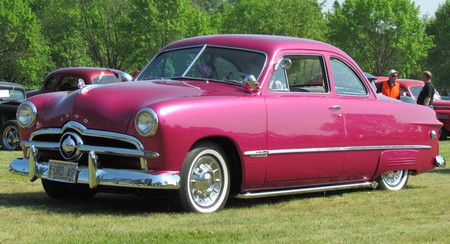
92 74 120 84
137 46 266 84
409 86 422 99
0 87 25 100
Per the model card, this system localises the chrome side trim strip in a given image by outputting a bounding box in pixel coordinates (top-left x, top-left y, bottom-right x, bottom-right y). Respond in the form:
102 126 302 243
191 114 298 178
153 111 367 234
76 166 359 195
234 181 378 199
10 157 180 190
244 145 432 157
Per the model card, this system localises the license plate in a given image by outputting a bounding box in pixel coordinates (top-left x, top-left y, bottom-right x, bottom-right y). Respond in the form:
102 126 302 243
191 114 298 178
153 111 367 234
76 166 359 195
48 160 78 183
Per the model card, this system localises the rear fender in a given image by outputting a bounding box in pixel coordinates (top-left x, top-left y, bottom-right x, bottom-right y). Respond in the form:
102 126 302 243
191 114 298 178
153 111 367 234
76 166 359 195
374 150 420 178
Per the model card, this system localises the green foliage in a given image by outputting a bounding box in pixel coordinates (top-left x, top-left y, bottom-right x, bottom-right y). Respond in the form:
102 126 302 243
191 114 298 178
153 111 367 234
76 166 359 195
426 1 450 93
37 0 92 68
0 0 446 88
0 0 51 87
222 0 328 41
327 0 433 77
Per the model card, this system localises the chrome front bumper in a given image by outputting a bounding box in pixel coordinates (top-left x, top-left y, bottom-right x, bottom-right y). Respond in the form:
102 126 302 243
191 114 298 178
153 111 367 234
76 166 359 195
9 153 180 190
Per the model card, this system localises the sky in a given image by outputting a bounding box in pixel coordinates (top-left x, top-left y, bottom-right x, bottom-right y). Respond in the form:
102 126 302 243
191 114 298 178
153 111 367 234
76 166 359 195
323 0 446 17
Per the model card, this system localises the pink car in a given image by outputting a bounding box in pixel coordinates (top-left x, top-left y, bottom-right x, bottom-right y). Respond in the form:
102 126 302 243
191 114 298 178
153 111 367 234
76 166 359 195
11 35 445 213
375 78 450 140
27 67 132 97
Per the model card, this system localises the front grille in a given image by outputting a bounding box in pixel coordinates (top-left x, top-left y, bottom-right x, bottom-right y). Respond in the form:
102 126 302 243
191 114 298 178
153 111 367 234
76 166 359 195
26 121 146 170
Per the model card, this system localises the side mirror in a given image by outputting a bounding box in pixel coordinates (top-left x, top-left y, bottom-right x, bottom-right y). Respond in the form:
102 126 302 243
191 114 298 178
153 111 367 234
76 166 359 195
242 75 260 93
277 58 292 71
118 72 133 82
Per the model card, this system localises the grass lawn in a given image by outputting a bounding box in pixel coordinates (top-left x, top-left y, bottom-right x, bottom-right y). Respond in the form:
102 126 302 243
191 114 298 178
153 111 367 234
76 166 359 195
1 142 449 243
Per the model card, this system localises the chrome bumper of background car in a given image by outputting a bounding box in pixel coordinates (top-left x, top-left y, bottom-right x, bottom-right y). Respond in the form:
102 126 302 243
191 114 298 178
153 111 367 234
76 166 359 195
435 155 446 167
9 155 180 190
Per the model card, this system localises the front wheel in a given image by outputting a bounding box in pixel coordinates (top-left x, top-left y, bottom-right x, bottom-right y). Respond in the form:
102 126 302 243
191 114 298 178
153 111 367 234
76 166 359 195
0 120 21 151
376 170 409 191
175 142 230 213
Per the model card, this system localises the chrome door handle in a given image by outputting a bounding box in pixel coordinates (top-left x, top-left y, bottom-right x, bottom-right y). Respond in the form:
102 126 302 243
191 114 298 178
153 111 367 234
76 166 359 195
330 105 342 110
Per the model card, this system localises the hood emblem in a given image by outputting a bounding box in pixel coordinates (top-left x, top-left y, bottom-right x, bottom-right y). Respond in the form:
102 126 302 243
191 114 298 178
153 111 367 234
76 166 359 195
59 132 83 161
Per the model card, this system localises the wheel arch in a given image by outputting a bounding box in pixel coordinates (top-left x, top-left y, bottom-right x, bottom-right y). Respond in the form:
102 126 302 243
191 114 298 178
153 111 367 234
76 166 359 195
191 136 243 195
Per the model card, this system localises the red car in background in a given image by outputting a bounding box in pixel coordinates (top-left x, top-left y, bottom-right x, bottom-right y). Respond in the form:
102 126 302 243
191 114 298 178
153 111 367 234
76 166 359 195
375 78 450 140
27 67 132 97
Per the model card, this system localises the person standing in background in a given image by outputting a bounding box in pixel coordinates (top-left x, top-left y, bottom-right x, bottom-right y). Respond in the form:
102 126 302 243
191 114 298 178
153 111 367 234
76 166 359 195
417 71 435 108
379 69 400 99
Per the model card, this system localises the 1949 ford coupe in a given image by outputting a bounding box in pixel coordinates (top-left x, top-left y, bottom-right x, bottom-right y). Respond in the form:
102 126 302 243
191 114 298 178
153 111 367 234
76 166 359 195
10 35 445 213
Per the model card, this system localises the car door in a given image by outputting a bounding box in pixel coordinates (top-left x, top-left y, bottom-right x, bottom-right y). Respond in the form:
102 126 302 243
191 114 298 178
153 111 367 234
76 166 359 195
265 54 346 185
329 57 381 181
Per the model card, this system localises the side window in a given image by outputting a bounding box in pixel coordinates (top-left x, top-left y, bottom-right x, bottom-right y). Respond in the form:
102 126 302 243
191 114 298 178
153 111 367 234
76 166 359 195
269 55 328 93
268 66 289 91
44 76 57 91
331 58 367 96
60 76 83 91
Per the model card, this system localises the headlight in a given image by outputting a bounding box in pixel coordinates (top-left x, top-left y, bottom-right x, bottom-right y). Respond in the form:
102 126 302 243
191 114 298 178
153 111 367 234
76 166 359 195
16 101 37 128
135 108 158 136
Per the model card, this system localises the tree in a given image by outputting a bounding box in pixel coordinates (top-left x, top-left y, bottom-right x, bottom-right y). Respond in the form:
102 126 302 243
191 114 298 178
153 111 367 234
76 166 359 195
78 0 136 70
36 0 92 68
0 0 51 87
327 0 433 77
128 0 216 70
426 1 450 93
222 0 328 41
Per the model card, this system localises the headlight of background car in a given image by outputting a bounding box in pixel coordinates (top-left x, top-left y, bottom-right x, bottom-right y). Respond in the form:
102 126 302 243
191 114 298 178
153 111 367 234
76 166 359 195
135 107 158 136
16 101 37 128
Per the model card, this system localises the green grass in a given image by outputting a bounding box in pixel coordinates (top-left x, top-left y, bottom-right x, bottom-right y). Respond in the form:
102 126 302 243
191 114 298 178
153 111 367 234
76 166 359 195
1 142 449 243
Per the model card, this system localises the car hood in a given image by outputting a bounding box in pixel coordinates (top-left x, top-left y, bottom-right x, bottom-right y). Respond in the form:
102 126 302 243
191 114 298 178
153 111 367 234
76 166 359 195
30 79 245 133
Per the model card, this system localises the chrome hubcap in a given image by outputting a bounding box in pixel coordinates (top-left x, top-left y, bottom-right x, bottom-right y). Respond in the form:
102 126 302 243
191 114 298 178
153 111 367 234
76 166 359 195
189 155 223 207
382 170 403 186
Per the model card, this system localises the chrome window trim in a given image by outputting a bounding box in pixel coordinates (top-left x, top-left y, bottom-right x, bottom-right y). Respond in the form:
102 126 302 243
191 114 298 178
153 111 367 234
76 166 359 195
269 54 331 95
244 145 432 158
181 45 207 77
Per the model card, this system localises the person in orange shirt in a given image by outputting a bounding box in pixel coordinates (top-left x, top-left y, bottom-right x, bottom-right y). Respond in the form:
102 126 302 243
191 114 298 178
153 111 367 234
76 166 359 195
379 69 400 99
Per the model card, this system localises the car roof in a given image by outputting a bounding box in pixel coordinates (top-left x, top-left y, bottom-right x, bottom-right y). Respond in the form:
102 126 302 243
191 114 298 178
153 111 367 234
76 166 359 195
0 81 25 90
396 79 425 87
46 67 122 79
375 78 424 87
163 34 346 56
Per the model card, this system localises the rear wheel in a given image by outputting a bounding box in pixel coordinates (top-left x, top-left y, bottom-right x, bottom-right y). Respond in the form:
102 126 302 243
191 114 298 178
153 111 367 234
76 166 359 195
0 120 21 151
42 179 97 199
376 170 409 191
439 127 448 140
173 142 230 213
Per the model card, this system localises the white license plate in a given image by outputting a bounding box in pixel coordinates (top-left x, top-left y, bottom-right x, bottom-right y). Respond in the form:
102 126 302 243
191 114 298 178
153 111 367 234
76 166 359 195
48 160 78 183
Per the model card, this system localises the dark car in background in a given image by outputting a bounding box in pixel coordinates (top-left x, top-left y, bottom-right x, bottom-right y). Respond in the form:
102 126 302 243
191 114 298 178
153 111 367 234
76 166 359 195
0 82 26 150
27 67 132 97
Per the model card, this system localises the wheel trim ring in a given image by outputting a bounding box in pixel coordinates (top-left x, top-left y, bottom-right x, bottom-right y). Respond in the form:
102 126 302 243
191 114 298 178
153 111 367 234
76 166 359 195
186 149 229 212
2 125 19 149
